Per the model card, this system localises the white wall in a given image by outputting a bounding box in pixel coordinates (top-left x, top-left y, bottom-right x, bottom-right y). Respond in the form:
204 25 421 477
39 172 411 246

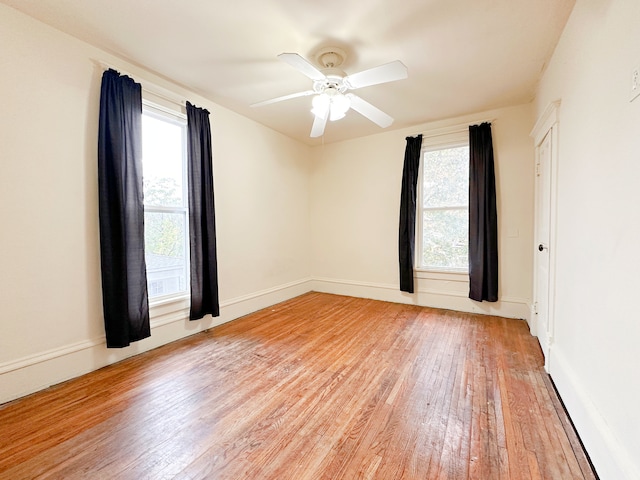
6 4 634 477
0 4 312 404
534 0 640 478
0 2 538 403
310 104 535 320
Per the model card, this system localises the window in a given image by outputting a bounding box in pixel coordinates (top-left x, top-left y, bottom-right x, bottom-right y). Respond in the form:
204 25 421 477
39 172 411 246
141 103 189 299
418 135 469 272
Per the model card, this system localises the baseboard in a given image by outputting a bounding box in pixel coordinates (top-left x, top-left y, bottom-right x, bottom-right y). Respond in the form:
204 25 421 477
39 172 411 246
0 277 313 405
551 348 639 480
6 277 632 479
311 277 530 321
1 276 528 405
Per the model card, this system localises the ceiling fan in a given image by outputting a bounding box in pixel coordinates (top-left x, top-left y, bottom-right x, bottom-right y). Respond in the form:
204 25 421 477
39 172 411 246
251 47 408 138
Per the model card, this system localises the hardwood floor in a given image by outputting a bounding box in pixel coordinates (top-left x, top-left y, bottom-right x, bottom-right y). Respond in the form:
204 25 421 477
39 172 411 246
0 293 596 479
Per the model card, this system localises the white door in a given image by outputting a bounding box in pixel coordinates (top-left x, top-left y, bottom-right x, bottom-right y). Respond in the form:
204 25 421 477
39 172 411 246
534 131 552 368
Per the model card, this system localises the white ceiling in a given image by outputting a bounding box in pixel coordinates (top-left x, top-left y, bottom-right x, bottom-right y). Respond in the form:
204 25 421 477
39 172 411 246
2 0 575 145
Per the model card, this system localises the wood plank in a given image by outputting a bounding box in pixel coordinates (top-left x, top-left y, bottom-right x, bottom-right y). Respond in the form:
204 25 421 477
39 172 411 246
0 293 597 479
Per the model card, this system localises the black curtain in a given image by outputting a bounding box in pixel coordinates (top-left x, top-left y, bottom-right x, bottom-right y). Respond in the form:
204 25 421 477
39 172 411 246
186 102 220 320
98 69 150 348
398 135 423 293
469 123 498 302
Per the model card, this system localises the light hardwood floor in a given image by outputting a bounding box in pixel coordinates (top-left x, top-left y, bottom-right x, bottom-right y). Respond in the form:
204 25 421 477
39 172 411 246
0 293 596 479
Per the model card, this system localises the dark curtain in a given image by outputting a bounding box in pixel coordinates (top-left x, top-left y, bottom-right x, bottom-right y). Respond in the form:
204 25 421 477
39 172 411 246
398 135 423 293
468 122 498 302
98 69 150 348
186 102 220 320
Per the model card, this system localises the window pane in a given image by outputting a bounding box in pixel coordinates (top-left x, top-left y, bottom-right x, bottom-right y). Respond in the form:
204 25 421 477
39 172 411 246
422 209 468 269
144 211 188 297
142 114 185 207
423 146 469 208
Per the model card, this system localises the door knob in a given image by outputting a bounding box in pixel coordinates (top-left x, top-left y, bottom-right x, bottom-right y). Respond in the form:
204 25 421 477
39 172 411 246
538 244 547 252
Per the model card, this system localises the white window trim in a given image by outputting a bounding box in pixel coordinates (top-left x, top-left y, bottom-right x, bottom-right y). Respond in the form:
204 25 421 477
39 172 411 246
414 268 468 282
143 98 187 123
415 129 470 275
141 99 191 309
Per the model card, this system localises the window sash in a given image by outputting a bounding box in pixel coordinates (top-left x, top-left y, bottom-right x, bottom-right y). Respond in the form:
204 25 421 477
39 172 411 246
141 104 190 301
417 142 470 273
421 205 467 212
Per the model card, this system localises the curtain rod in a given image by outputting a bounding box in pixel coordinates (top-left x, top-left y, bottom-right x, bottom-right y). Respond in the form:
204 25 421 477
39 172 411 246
410 118 496 140
94 59 187 108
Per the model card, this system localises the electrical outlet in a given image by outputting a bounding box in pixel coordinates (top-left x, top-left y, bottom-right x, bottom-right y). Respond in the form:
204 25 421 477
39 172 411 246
631 65 640 102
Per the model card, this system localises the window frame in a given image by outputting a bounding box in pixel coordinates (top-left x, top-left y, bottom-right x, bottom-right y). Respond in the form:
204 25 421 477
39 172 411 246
141 100 190 305
415 129 470 275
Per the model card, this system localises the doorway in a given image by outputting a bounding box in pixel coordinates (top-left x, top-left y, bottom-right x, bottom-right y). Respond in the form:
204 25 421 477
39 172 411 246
531 101 560 372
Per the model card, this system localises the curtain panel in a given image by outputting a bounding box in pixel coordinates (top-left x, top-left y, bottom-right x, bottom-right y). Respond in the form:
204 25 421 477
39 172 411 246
468 122 498 302
97 69 150 348
398 134 423 293
186 102 220 320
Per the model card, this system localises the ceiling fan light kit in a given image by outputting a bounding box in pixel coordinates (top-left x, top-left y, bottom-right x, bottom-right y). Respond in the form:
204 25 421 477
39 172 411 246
311 89 351 122
251 47 408 138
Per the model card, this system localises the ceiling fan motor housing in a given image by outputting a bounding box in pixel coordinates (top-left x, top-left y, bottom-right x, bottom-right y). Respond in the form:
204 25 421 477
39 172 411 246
313 72 348 95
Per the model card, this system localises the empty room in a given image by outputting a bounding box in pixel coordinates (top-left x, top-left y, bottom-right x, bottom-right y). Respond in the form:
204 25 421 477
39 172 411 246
0 0 638 478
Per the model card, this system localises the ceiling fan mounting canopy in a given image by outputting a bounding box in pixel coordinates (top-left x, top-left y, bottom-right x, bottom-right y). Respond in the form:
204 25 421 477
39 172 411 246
251 46 408 138
315 46 347 68
313 47 349 94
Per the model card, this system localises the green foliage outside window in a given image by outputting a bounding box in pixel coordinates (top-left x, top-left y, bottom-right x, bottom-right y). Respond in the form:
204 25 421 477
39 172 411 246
421 146 469 270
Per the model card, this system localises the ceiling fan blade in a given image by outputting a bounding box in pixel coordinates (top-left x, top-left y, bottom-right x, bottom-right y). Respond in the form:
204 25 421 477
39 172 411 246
250 90 315 107
310 113 328 138
344 60 408 90
347 94 394 128
278 53 326 81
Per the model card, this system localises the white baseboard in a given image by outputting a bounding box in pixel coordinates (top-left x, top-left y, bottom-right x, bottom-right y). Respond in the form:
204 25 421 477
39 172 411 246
551 349 640 480
6 276 632 480
0 278 313 405
0 276 529 405
311 277 530 321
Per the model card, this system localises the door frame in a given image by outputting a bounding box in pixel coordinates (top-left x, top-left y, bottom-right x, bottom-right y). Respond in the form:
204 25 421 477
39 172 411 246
530 101 560 373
